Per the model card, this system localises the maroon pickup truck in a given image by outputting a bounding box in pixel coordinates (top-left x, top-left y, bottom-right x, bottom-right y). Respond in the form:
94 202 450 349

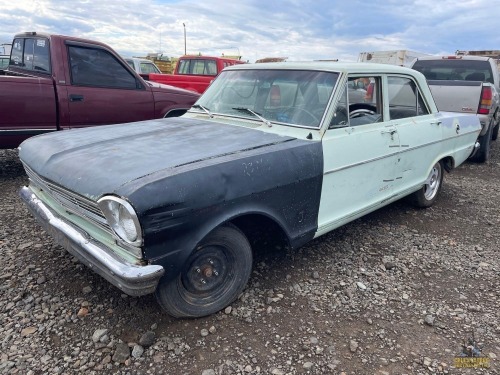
0 32 200 149
149 55 245 94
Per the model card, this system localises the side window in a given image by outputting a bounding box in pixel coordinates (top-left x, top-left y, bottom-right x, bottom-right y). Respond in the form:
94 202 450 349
0 57 9 69
177 59 190 74
388 76 429 119
32 39 50 72
9 37 50 73
347 76 382 126
69 46 137 89
10 38 24 67
206 60 217 75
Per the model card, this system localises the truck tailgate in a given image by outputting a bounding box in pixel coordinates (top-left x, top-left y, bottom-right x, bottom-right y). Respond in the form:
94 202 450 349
427 80 482 114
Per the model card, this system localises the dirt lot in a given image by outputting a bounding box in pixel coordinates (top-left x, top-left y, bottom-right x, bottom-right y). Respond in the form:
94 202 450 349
0 142 499 375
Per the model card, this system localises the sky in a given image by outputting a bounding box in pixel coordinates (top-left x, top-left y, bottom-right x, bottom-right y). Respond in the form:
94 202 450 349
1 0 499 63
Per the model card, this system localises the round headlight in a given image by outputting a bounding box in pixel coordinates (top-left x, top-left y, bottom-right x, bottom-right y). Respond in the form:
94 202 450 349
97 196 142 245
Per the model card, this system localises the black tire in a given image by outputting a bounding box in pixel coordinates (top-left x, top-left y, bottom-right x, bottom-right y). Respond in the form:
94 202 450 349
470 123 493 163
155 225 253 318
492 122 499 141
410 161 444 208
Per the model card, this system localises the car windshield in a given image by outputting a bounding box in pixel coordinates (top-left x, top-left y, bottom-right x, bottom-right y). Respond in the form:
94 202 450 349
194 69 339 128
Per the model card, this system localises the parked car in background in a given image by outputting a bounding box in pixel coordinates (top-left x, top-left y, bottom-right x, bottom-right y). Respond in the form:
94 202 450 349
0 54 8 69
123 57 162 80
0 32 199 149
0 43 11 56
149 55 245 93
19 62 480 318
411 55 500 162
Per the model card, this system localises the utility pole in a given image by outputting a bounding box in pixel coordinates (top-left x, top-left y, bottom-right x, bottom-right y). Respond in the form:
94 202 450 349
183 23 186 55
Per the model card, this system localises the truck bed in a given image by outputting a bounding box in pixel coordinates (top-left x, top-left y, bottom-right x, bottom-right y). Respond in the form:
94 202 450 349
149 73 212 94
0 74 58 148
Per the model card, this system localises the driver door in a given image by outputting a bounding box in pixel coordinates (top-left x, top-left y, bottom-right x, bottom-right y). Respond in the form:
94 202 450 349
317 75 401 236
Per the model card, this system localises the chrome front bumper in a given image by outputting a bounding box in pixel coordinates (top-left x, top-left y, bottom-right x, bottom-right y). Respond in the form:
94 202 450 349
19 187 165 296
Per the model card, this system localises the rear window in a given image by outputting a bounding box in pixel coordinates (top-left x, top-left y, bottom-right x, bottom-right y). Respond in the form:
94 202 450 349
10 37 51 73
177 59 217 75
413 59 493 83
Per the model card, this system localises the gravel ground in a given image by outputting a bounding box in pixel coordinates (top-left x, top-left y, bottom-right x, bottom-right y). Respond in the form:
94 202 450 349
0 142 499 375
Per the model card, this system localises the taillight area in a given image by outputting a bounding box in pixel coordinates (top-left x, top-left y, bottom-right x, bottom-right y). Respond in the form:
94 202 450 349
478 86 492 115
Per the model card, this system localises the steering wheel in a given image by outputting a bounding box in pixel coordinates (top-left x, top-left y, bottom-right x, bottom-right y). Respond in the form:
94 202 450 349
349 104 377 119
284 106 320 125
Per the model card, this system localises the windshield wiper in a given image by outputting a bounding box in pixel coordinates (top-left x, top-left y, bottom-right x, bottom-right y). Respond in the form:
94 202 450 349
232 107 272 127
191 104 213 117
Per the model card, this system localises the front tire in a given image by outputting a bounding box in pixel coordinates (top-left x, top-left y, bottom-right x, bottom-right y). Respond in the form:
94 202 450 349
410 161 444 208
155 225 253 318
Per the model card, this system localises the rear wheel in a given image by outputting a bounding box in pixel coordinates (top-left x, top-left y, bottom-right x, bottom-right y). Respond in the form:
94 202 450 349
155 225 253 318
410 161 443 208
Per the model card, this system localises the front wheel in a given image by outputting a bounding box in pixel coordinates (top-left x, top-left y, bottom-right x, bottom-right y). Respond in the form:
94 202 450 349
410 161 444 208
155 225 253 318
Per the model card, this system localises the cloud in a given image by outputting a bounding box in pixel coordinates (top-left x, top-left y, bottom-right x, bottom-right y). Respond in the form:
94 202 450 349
0 0 498 62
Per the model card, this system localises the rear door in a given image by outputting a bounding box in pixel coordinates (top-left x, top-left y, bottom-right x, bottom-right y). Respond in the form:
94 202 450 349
387 75 443 195
66 44 155 128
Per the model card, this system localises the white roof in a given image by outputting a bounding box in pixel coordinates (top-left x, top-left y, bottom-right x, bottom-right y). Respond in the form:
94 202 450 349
226 61 417 75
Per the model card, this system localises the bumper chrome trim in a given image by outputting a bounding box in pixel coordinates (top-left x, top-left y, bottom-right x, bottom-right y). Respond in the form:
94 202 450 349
19 187 164 296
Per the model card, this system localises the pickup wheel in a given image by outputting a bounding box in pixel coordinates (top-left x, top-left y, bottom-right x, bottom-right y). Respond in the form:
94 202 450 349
410 161 443 208
471 122 493 163
155 225 253 318
492 122 499 141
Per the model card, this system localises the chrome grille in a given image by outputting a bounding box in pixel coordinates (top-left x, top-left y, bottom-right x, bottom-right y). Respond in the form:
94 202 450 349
23 164 112 234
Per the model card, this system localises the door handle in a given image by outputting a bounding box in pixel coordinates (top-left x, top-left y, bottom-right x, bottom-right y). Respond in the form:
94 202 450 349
430 121 442 126
69 94 84 102
381 129 397 140
381 129 397 135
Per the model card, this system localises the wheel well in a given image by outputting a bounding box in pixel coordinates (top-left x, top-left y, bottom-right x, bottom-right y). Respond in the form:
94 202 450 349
229 214 291 256
164 109 188 118
441 156 454 172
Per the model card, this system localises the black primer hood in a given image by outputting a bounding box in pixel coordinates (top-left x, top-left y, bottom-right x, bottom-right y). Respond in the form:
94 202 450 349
19 118 296 200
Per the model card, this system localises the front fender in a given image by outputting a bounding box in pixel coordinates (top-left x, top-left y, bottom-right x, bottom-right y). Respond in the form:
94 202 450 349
122 139 324 281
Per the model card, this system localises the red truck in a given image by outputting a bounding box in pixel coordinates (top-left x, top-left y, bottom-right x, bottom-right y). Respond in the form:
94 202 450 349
149 55 245 94
0 32 200 149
